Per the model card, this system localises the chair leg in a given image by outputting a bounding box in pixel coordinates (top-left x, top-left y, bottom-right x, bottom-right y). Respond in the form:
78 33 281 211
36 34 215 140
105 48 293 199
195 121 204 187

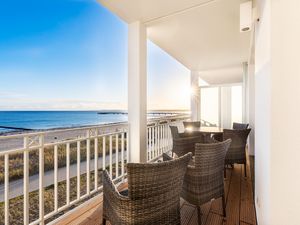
222 194 227 218
197 205 202 225
244 163 247 177
102 218 106 225
224 167 227 178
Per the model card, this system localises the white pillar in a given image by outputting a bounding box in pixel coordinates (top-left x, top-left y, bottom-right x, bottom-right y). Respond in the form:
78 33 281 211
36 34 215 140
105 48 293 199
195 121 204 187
242 62 248 123
220 87 232 129
190 71 200 121
218 87 222 127
128 21 147 163
247 63 255 156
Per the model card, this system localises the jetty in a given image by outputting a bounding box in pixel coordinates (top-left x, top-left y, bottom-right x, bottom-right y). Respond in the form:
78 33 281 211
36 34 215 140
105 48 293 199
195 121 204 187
0 126 33 131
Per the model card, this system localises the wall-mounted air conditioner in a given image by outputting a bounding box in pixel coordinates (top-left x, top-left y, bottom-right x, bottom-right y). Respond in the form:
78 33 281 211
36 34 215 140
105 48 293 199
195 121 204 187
240 1 253 32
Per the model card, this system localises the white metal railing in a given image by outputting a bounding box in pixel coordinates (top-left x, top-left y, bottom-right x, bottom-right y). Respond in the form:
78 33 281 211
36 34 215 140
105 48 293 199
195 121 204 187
0 114 189 225
147 117 187 161
0 124 128 225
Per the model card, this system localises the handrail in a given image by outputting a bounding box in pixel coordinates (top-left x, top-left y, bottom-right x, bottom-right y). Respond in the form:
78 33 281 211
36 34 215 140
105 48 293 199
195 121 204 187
0 122 128 140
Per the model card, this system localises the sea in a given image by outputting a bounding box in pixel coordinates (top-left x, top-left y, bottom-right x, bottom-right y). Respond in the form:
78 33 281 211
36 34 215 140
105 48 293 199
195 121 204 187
0 111 184 134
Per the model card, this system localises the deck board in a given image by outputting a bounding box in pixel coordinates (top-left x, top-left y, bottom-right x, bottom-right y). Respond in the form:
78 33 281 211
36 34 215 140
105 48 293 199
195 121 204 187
205 213 224 225
59 158 256 225
181 203 196 225
240 166 256 225
224 165 242 225
200 202 212 225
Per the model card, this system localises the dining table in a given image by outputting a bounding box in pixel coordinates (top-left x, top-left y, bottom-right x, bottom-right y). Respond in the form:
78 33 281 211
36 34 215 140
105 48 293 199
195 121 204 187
184 126 224 141
184 126 223 134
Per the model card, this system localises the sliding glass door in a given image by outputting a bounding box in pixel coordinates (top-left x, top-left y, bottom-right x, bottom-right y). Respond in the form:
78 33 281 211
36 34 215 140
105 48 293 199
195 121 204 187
200 84 243 128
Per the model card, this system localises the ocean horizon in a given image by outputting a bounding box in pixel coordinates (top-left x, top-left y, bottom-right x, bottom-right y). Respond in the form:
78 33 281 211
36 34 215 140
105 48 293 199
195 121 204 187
0 110 188 134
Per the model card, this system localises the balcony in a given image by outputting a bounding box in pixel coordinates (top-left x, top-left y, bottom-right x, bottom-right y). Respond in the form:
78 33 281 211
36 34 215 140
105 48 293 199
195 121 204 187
57 161 256 225
0 115 191 224
1 0 299 223
0 115 256 225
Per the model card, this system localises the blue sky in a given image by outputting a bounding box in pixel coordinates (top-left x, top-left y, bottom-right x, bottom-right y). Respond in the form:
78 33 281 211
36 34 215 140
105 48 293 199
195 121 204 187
0 0 190 110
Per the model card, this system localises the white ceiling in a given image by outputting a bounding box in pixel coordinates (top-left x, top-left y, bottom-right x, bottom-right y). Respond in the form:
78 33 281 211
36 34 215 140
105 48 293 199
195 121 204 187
98 0 251 84
198 66 245 84
99 0 216 23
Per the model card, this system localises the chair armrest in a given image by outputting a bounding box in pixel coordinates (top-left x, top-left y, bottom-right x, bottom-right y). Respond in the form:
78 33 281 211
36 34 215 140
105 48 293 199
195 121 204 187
187 164 195 170
162 153 173 161
103 170 129 201
185 163 201 178
103 170 134 223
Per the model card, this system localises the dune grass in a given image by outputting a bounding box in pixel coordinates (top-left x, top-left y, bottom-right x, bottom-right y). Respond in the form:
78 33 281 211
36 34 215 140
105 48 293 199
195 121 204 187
0 136 126 184
0 162 124 225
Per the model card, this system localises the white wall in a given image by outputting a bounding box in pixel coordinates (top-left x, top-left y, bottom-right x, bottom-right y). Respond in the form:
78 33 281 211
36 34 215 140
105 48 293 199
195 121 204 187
270 0 300 224
255 0 272 224
255 0 300 224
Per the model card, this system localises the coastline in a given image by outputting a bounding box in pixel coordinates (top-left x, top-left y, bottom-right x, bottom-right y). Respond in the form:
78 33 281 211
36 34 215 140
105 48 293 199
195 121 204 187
0 121 127 137
0 121 128 151
0 110 188 136
0 112 189 151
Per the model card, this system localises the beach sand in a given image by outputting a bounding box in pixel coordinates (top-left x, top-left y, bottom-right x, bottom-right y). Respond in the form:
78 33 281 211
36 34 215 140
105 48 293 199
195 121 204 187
0 123 127 152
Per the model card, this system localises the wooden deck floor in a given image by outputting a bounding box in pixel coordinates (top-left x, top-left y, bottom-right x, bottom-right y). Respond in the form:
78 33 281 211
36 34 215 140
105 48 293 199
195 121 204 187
58 160 256 225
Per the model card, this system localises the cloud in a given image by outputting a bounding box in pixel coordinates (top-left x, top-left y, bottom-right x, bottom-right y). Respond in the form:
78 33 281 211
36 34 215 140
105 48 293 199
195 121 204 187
0 98 126 110
0 91 28 99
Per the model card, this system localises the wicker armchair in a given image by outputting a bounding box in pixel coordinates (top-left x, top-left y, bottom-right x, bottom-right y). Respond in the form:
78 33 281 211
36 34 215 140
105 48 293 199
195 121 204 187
183 121 201 129
212 133 223 142
232 122 249 130
181 139 232 225
172 135 208 157
102 153 192 225
169 125 191 139
223 129 251 177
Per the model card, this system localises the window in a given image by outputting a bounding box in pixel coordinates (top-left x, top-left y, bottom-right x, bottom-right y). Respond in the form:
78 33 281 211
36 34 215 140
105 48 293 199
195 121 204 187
200 87 219 126
231 85 243 123
200 84 243 128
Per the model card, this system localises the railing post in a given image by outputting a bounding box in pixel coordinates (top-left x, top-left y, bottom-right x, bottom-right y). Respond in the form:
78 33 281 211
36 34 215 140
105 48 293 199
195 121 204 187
23 136 29 225
94 136 98 190
66 142 70 205
121 133 125 180
115 134 119 178
54 144 59 211
76 141 81 200
86 130 90 194
102 136 106 174
39 134 45 224
151 126 154 159
109 135 113 177
4 154 9 225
